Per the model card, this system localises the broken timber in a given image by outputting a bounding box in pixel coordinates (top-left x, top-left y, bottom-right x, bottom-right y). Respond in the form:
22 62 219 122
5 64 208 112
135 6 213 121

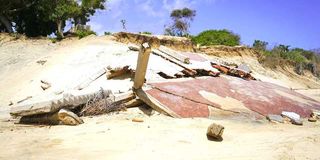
133 42 181 117
133 43 152 89
158 46 190 64
75 68 106 90
152 49 197 77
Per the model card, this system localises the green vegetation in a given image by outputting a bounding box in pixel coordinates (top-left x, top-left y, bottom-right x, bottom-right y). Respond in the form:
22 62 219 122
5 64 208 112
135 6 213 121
139 31 152 35
192 29 240 46
75 29 96 39
0 0 106 38
164 8 196 37
104 32 112 35
253 40 320 76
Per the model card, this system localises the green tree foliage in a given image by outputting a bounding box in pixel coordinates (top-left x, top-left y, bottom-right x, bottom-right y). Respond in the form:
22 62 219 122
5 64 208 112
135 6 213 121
192 29 240 46
253 40 268 51
164 8 196 36
74 0 106 25
0 0 106 38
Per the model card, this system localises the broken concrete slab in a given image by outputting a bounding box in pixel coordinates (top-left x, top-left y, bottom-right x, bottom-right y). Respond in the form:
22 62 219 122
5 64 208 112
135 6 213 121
266 114 284 123
144 76 320 118
10 89 113 117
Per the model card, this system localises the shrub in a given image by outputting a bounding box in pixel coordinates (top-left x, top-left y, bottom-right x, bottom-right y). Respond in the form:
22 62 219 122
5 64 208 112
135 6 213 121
192 29 240 46
75 29 96 39
104 32 112 35
139 31 152 35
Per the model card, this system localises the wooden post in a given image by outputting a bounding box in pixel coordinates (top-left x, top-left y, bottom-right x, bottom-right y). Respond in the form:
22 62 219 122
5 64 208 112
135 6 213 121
133 42 151 89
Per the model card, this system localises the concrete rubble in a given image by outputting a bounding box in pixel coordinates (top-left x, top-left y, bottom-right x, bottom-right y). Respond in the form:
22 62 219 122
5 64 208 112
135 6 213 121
7 33 320 128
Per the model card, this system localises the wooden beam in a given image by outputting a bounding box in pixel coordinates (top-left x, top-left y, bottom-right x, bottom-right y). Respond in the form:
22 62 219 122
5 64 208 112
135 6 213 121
133 43 152 90
152 49 197 77
135 88 181 118
159 46 190 64
75 68 106 90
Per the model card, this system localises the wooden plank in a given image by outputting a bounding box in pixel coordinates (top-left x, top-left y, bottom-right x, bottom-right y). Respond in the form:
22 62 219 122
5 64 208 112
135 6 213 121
124 98 143 108
133 43 152 89
135 88 181 118
159 45 190 64
152 49 197 77
75 68 106 90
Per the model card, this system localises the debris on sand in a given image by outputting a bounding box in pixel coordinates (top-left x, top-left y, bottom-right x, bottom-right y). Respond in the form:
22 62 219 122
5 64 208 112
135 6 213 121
40 80 51 90
132 117 144 122
266 114 284 123
207 123 224 141
19 108 83 126
281 111 303 125
17 96 32 104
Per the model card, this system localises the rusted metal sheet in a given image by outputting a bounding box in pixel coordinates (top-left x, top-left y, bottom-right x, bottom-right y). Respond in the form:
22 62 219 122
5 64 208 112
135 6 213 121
146 76 320 118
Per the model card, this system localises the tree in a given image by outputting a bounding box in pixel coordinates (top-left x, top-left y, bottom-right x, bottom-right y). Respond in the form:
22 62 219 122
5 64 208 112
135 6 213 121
0 0 106 38
0 0 35 33
164 8 196 36
120 19 127 31
192 29 240 46
74 0 106 25
253 40 268 51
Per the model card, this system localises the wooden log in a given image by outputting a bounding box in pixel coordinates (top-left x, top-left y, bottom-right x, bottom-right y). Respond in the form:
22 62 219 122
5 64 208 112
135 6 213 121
135 88 181 118
75 68 106 90
159 46 190 64
133 42 152 90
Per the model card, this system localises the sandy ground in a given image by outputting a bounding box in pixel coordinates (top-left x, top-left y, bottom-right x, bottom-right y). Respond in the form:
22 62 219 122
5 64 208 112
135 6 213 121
1 108 320 160
1 34 320 159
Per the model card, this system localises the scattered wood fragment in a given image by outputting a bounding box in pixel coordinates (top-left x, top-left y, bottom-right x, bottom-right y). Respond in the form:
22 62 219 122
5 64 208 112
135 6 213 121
157 72 175 79
132 117 144 122
40 80 51 90
75 68 106 90
128 43 139 51
124 98 143 108
106 66 132 79
17 96 32 104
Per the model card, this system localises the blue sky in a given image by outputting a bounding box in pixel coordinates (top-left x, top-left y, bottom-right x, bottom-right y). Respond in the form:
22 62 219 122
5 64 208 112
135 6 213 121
86 0 320 50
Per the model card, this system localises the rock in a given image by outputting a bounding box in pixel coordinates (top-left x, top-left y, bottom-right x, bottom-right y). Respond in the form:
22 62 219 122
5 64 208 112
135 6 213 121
132 117 144 122
266 114 284 123
281 111 303 125
206 123 224 141
291 119 303 125
308 117 317 122
58 109 84 126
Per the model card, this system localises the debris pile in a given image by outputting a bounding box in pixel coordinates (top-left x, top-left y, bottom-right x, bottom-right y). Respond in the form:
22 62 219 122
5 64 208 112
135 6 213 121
211 62 256 80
